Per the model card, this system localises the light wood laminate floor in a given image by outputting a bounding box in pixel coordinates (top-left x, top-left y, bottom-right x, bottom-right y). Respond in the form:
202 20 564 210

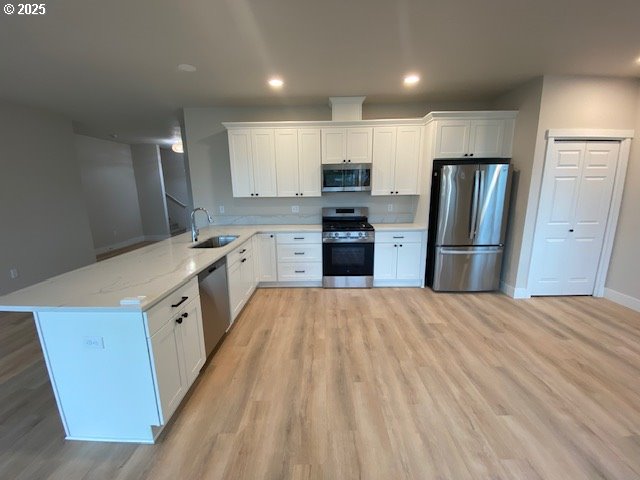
1 288 640 479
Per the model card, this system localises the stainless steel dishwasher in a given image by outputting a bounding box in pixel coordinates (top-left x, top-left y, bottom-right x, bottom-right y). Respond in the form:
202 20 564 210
198 257 231 357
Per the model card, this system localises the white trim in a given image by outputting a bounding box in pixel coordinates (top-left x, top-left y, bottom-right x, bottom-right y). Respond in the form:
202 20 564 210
500 281 531 299
546 129 634 140
604 288 640 313
526 131 632 297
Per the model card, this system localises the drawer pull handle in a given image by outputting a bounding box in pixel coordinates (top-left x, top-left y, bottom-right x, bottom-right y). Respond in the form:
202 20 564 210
295 270 306 273
294 252 305 255
392 236 404 239
293 237 305 240
171 296 188 308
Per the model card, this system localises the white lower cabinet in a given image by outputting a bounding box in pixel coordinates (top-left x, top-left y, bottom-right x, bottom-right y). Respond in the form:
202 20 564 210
148 294 205 425
254 233 277 282
276 232 322 283
227 239 257 322
374 231 425 286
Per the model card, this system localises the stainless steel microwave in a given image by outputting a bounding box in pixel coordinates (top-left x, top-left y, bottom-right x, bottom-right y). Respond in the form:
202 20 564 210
322 163 371 192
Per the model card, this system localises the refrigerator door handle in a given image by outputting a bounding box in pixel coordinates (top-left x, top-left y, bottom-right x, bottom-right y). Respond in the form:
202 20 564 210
475 169 486 238
469 170 480 240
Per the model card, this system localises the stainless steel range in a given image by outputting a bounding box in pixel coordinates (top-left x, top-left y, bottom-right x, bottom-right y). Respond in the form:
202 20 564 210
322 207 375 288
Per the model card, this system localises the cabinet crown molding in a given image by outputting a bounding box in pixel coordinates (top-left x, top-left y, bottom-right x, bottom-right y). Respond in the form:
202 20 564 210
222 110 518 130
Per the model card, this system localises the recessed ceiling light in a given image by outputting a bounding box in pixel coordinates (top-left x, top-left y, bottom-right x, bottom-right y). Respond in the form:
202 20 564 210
177 64 197 73
268 77 284 88
404 74 420 86
172 142 184 153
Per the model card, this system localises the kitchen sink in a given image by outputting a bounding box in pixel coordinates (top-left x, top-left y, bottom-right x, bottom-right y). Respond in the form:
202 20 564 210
191 235 238 249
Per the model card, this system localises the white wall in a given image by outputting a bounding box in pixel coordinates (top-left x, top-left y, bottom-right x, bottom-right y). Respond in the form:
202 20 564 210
0 101 95 295
75 135 144 252
131 144 170 238
160 148 190 230
606 84 640 302
183 101 491 225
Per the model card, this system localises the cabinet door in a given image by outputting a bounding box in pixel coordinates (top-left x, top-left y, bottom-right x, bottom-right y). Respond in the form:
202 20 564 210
298 128 322 197
274 129 300 197
371 127 397 196
346 127 373 163
228 129 254 198
396 243 422 280
149 320 186 423
228 260 243 323
469 120 504 158
322 128 347 164
255 234 277 282
373 243 398 280
240 252 255 301
434 120 470 158
179 300 206 387
394 126 422 195
251 129 278 197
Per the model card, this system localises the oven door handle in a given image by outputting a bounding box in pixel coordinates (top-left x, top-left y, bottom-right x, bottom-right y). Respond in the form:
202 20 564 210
322 238 375 243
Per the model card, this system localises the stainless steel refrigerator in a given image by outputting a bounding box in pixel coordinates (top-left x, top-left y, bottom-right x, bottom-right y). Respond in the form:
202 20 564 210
426 159 512 291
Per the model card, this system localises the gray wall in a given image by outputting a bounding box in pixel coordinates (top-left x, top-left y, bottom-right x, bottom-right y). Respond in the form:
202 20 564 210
131 144 170 238
183 101 492 225
492 78 544 290
0 101 95 295
75 134 144 252
160 148 190 230
494 75 640 299
606 84 640 300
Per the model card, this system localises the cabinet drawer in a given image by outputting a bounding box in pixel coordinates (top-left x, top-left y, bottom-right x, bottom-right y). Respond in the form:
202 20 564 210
375 231 423 244
277 262 322 281
145 277 198 337
277 244 322 262
228 238 253 266
276 232 321 245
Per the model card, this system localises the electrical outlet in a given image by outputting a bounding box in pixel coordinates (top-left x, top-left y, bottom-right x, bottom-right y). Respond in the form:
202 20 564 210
387 204 393 212
9 268 18 280
83 336 105 349
292 205 300 213
219 205 225 214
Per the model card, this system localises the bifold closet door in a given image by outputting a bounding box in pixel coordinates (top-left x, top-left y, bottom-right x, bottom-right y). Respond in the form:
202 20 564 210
529 141 619 296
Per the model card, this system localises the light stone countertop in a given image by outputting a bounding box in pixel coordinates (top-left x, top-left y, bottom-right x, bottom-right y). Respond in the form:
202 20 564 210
0 223 426 313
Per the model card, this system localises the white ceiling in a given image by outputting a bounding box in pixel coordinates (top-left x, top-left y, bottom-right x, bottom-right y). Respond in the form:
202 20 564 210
1 0 639 144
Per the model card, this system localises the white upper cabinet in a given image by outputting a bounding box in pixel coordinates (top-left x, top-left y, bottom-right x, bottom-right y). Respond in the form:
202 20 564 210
346 127 373 163
298 128 322 196
371 126 422 196
274 129 299 197
433 116 514 159
275 128 321 197
228 129 277 198
321 128 347 164
250 129 278 197
228 129 255 197
322 127 372 164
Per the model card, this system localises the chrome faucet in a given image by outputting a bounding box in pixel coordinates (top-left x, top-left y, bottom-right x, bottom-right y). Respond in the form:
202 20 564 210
191 207 213 242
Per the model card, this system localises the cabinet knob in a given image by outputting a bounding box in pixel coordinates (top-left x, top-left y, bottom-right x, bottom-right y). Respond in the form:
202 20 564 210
348 159 351 163
256 193 259 196
295 193 299 196
395 191 398 194
463 153 468 157
470 153 474 157
300 193 303 196
400 244 403 247
250 193 254 197
175 317 183 325
394 244 398 247
182 312 189 318
390 191 393 194
270 235 274 238
241 258 247 263
569 229 574 232
343 159 346 163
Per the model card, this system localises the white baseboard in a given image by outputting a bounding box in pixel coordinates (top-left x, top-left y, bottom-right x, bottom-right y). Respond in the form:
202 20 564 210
604 288 640 313
500 281 531 299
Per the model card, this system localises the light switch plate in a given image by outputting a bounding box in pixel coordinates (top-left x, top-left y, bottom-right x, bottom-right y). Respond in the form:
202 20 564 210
387 204 393 212
219 205 225 214
292 205 300 213
83 336 105 349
